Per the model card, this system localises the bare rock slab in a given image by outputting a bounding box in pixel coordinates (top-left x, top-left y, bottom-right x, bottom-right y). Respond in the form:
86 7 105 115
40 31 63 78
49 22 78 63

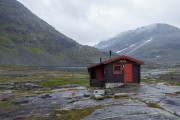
12 98 29 105
83 105 179 120
159 94 180 117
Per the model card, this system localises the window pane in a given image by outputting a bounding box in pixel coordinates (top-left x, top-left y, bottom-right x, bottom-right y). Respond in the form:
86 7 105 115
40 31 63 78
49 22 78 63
113 65 121 74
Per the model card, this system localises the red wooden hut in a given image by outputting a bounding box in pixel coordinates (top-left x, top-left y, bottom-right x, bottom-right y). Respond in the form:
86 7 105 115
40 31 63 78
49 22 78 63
88 55 144 88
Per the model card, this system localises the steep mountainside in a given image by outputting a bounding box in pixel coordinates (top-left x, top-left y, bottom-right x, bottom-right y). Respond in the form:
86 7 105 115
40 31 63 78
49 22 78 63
0 0 109 66
95 23 180 66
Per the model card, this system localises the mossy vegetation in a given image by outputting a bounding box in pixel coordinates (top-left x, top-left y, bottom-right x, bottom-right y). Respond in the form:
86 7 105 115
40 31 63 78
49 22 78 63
131 98 163 110
0 66 88 88
0 33 11 44
146 102 161 108
52 106 101 120
141 79 165 84
24 116 49 120
24 46 43 55
165 82 180 86
0 101 15 112
38 77 88 87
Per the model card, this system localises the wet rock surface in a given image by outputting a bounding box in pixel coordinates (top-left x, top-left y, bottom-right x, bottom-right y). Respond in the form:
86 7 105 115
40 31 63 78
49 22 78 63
12 97 29 105
0 94 10 101
0 82 39 90
24 83 38 87
62 83 180 119
83 105 179 120
114 93 133 97
159 94 180 116
0 83 180 119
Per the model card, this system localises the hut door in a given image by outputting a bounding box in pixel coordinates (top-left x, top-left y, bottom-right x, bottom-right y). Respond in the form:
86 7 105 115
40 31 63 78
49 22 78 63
96 68 104 80
124 64 133 82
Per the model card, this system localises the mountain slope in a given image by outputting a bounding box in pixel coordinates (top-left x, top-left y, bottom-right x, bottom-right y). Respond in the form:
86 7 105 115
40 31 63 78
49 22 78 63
95 23 180 65
0 0 108 66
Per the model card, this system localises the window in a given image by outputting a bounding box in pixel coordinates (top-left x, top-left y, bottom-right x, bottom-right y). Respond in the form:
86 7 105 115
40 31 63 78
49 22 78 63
113 65 122 74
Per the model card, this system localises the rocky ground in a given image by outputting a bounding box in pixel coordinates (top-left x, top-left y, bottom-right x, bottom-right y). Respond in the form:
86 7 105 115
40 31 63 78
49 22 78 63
0 66 179 120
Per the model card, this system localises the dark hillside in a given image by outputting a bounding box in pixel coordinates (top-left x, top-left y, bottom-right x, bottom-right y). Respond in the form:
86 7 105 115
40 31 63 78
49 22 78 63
0 0 108 66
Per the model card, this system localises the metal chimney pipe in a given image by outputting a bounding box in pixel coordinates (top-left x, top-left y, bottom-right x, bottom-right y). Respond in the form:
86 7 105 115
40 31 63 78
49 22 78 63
109 50 112 59
100 58 102 63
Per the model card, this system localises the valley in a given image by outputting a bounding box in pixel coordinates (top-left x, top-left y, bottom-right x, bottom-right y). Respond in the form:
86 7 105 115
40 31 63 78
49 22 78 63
0 66 179 120
0 0 180 120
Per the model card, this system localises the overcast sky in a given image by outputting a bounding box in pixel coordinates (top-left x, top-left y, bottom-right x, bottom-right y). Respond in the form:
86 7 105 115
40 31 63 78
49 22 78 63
17 0 180 46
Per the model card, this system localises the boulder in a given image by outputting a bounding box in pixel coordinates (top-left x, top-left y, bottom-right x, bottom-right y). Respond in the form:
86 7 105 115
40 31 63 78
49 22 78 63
40 94 52 99
68 100 76 103
0 84 14 89
84 92 90 97
58 84 79 88
93 90 105 96
24 83 38 87
93 90 105 100
94 94 105 100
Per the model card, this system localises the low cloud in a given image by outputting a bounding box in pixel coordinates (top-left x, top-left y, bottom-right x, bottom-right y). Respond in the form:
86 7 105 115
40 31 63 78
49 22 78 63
18 0 180 46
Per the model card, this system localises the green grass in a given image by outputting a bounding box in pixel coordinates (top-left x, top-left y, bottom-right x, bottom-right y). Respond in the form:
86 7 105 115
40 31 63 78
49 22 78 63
0 66 89 98
53 106 101 120
0 33 11 44
24 106 101 120
24 46 43 55
0 68 88 93
131 98 163 110
165 81 180 86
142 79 164 84
24 116 49 120
38 77 89 87
0 66 89 89
146 102 161 108
0 101 15 112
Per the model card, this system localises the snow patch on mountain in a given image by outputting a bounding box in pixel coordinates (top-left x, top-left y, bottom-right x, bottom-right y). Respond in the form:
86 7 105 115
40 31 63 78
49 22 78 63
156 55 161 58
102 44 108 48
127 37 153 54
130 44 136 47
116 48 128 53
116 44 136 53
144 37 153 43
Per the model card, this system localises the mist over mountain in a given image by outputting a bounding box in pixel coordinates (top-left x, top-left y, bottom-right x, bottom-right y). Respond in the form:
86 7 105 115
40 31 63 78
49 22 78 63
0 0 109 66
95 23 180 66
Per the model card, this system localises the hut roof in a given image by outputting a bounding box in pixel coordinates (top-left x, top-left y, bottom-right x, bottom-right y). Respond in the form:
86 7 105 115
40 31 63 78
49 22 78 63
88 55 144 68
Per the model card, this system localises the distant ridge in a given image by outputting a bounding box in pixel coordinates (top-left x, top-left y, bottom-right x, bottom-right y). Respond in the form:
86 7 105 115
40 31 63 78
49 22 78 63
95 23 180 66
